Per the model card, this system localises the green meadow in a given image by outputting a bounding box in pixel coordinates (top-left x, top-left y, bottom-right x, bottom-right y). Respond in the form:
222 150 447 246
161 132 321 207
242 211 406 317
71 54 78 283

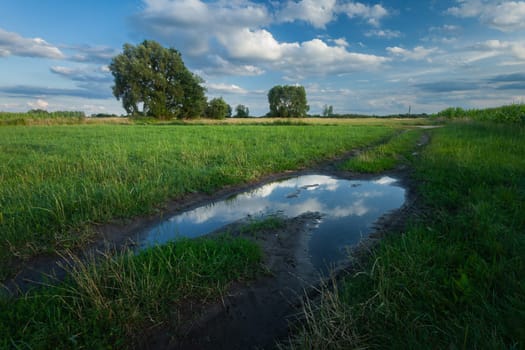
0 122 399 279
1 109 524 348
286 120 525 349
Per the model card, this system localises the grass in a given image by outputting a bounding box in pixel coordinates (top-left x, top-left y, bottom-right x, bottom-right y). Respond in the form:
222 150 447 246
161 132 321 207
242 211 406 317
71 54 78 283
435 104 525 123
239 215 286 236
0 123 404 279
0 234 262 348
286 121 525 349
341 129 424 173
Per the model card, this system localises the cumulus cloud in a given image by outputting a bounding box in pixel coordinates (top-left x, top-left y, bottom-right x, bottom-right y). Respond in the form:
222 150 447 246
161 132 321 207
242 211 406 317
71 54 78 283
135 0 389 77
471 39 525 61
27 99 49 109
332 37 349 47
216 28 296 61
365 29 402 38
277 0 389 28
137 0 270 56
338 2 389 26
0 28 64 59
274 38 389 77
387 46 439 61
205 83 248 94
279 0 337 28
447 0 525 32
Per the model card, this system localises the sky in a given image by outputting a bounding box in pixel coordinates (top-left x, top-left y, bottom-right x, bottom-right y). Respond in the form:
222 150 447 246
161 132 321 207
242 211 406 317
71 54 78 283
1 0 525 116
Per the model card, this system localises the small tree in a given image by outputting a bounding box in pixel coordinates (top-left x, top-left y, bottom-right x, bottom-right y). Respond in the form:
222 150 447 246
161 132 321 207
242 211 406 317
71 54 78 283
235 104 250 118
109 40 206 119
268 85 309 117
322 104 334 117
205 97 230 119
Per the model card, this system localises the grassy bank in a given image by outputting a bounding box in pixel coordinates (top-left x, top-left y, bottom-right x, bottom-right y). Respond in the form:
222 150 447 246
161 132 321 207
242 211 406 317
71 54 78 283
435 104 525 123
0 123 402 279
341 128 424 173
287 121 525 348
0 235 261 348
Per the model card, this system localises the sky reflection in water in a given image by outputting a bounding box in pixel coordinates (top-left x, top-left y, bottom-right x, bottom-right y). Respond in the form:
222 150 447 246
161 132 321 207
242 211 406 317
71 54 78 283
142 175 405 270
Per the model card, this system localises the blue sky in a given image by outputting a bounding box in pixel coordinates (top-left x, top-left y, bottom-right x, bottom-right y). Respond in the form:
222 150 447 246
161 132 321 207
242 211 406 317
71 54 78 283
1 0 524 116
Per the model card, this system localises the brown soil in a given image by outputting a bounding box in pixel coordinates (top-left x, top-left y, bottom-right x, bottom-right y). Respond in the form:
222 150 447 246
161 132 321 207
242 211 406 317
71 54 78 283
1 132 431 349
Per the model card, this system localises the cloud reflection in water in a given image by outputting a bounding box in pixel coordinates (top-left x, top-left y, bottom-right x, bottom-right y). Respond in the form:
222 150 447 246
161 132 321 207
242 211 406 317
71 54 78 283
142 175 405 270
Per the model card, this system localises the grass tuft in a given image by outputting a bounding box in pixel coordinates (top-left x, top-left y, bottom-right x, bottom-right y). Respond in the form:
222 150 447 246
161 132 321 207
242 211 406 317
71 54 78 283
341 129 424 173
0 235 262 348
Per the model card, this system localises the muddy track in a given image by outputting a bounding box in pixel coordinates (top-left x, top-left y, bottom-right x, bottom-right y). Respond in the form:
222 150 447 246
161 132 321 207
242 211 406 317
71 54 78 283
2 131 432 349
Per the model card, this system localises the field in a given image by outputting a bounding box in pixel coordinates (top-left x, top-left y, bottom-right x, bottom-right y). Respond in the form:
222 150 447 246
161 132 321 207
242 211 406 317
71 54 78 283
0 121 408 280
1 112 524 348
286 121 525 349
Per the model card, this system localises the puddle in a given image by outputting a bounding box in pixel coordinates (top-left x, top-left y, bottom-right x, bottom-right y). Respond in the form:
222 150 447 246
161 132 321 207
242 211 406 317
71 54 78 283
141 175 405 271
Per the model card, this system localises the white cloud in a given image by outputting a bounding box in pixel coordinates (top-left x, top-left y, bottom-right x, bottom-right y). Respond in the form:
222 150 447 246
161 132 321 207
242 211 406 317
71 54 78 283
331 200 369 217
447 1 525 32
0 28 64 59
136 0 389 76
472 39 525 61
142 0 209 26
339 2 389 27
430 24 461 33
374 176 398 185
365 29 402 38
387 46 439 61
276 38 389 76
27 99 49 109
333 37 349 47
138 0 270 56
205 83 248 94
447 0 483 17
217 28 296 61
279 0 337 28
214 29 388 76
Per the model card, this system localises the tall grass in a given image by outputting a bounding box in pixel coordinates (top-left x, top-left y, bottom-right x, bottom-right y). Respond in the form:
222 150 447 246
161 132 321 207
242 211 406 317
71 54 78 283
0 123 398 279
435 104 525 123
286 121 525 349
341 129 424 173
0 235 262 348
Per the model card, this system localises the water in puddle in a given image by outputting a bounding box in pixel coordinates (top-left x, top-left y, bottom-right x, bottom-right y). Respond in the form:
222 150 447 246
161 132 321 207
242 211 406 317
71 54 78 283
141 175 405 271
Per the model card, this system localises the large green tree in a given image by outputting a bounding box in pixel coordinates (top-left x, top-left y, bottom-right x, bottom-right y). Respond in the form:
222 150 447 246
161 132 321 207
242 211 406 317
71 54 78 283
205 97 231 119
267 85 309 117
109 40 206 119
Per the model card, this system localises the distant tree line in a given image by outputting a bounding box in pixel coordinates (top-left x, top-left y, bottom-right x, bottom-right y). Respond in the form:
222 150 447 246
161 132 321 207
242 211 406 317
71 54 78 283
0 110 85 120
